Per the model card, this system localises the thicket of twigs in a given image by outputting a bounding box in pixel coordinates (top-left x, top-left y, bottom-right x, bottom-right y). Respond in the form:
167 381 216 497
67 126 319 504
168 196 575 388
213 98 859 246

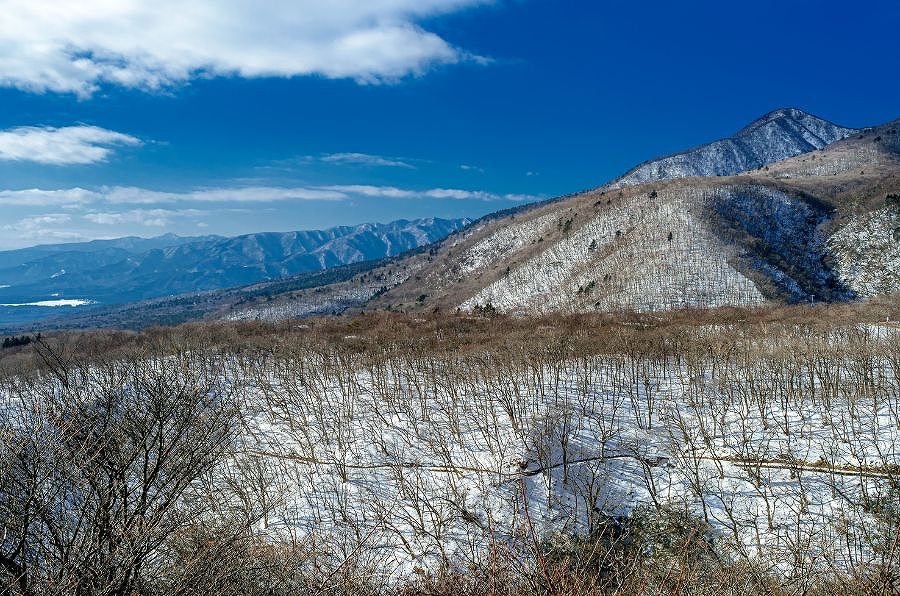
1 299 898 595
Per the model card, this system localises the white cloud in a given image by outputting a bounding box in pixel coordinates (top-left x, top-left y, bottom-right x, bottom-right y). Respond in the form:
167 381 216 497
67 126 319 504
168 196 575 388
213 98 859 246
0 182 542 249
2 213 72 232
0 125 141 165
0 184 540 207
101 186 347 204
321 153 415 169
0 0 489 96
325 184 540 202
0 186 344 206
84 208 206 227
0 213 85 246
0 188 99 207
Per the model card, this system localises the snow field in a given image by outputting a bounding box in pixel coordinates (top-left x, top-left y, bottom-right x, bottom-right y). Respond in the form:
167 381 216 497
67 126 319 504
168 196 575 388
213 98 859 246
463 186 764 313
3 323 894 585
230 325 899 581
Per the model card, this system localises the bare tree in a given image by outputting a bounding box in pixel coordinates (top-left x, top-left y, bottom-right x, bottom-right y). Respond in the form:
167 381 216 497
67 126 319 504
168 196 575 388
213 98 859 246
0 342 250 596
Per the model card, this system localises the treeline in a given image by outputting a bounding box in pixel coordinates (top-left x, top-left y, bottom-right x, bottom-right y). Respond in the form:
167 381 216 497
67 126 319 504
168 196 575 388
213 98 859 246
1 334 38 350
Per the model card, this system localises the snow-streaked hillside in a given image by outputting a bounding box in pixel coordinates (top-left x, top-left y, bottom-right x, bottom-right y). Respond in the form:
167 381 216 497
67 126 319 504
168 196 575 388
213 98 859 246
605 108 857 189
829 207 900 297
359 118 898 317
224 260 426 322
461 186 766 313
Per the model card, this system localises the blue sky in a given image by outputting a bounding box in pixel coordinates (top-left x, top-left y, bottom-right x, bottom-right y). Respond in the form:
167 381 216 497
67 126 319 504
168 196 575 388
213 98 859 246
0 0 897 249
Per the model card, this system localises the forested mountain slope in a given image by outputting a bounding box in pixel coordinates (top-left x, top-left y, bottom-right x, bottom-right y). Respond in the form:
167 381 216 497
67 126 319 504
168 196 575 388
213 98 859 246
220 115 897 321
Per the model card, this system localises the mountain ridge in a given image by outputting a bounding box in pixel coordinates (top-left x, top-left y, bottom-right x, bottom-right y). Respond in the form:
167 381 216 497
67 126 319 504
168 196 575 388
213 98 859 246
0 217 470 315
0 233 221 270
603 107 858 189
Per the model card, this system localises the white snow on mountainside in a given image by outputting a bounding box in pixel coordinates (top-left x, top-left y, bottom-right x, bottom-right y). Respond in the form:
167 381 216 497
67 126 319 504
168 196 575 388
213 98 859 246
605 108 857 189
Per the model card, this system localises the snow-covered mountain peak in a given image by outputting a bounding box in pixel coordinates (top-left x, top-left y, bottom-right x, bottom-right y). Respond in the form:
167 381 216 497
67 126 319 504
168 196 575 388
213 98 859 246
605 108 858 190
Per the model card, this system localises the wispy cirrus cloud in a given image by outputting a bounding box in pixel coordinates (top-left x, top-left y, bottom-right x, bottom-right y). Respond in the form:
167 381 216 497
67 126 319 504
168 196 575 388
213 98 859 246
2 213 72 232
0 184 541 207
0 186 344 207
266 152 418 171
321 153 416 169
84 209 207 227
100 186 347 204
0 125 141 165
1 214 85 245
0 209 206 248
0 1 490 97
0 188 99 207
324 185 539 202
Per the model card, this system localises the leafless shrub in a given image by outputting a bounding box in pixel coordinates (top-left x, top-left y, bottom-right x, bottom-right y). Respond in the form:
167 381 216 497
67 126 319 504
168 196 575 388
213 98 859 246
0 342 257 596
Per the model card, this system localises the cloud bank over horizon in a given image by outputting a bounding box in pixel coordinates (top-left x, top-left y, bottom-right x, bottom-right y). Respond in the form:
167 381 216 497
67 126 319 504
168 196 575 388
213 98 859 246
0 183 542 249
0 184 537 208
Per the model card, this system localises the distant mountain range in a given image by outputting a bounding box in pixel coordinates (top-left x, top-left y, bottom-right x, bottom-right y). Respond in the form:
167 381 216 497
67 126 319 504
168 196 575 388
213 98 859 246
0 234 217 271
0 217 469 326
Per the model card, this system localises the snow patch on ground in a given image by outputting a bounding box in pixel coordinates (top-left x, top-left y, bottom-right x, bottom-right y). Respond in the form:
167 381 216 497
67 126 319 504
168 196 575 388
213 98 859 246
235 330 897 580
828 207 900 296
453 211 560 277
0 299 94 307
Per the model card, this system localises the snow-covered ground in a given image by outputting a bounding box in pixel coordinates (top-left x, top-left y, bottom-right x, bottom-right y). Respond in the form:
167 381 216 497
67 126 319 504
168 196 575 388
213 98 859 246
229 324 899 581
0 299 94 307
462 186 765 313
829 207 900 297
3 323 894 585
